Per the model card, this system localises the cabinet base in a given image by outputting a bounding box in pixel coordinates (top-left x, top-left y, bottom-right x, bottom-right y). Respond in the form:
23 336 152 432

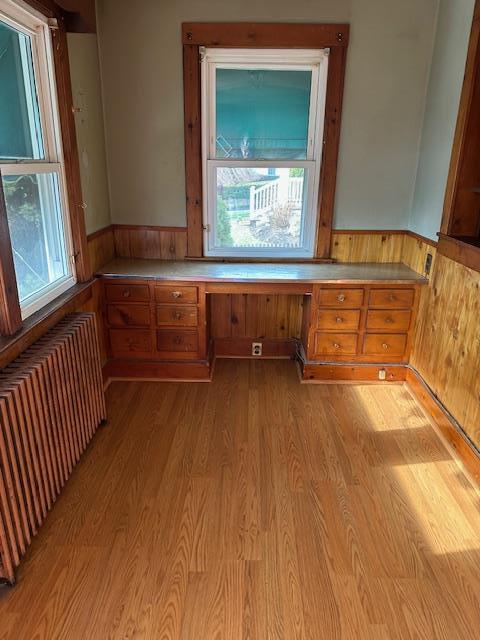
103 358 212 383
300 362 407 383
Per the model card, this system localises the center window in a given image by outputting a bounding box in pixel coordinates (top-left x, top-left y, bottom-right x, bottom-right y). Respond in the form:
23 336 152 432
201 48 329 257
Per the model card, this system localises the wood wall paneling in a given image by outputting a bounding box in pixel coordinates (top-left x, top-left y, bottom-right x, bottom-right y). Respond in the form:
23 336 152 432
87 226 115 272
210 293 304 340
401 233 437 276
331 231 405 263
410 253 480 447
113 225 187 260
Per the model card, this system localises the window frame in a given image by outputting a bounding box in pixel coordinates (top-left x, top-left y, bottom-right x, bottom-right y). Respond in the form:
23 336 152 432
182 22 349 260
0 0 85 331
201 47 329 258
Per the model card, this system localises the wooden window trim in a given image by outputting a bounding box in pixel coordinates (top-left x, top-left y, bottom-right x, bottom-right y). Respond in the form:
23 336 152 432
440 1 480 238
0 1 91 336
182 22 349 259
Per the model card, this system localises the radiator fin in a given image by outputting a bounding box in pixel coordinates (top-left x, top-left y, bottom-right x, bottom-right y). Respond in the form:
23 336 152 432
0 313 106 585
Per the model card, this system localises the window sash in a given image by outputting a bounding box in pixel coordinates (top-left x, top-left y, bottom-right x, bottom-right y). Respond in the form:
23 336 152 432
201 48 329 258
0 1 76 326
1 162 75 319
0 1 61 163
205 159 318 257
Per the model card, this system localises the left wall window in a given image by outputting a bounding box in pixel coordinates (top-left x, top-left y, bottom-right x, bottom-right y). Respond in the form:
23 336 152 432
0 0 75 319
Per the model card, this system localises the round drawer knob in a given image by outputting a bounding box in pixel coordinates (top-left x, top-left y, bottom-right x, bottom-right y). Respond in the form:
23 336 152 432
382 343 389 350
335 316 343 323
174 312 182 320
337 294 346 303
389 294 396 302
385 317 394 324
172 291 182 299
174 336 183 345
334 343 341 349
123 290 131 298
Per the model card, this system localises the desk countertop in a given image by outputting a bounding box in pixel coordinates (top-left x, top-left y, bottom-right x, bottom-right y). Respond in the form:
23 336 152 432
97 259 427 285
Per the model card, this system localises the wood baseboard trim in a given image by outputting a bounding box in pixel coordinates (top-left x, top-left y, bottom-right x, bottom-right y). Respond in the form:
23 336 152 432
300 362 406 383
103 358 212 382
214 337 297 359
405 368 480 484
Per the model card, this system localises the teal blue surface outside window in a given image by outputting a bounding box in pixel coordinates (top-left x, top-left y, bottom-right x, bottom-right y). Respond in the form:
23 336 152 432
216 69 312 160
0 19 44 160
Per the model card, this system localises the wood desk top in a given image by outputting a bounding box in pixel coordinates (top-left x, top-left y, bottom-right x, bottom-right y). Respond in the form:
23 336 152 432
97 259 427 285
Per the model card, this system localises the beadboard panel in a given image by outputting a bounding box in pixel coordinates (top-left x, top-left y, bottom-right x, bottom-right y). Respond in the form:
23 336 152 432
87 226 115 272
411 253 480 447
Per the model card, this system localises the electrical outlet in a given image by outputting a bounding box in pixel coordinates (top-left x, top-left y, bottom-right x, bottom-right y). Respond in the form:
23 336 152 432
378 368 387 381
425 252 433 276
252 342 262 356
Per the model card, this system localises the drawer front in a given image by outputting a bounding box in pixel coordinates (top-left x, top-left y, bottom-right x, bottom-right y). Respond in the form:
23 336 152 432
105 283 150 303
314 333 358 356
107 304 150 328
157 330 198 353
156 305 198 327
366 310 412 332
363 333 407 356
317 288 364 308
369 289 415 308
316 309 361 331
109 329 153 355
155 285 198 305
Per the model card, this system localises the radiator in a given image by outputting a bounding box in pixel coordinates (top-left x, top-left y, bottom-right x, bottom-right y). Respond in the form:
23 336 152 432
0 313 106 585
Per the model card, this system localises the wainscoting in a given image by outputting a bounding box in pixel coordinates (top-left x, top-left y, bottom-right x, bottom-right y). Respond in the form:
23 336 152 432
411 253 480 447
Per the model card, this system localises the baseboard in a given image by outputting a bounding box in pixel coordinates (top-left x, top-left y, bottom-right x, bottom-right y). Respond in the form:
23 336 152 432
214 337 297 359
405 368 480 484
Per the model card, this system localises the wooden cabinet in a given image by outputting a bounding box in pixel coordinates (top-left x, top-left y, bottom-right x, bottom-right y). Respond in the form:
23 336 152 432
101 273 422 380
103 278 208 368
303 283 420 365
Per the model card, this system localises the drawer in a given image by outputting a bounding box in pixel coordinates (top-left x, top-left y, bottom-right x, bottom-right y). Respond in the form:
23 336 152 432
105 282 150 303
156 305 198 327
366 310 412 332
369 289 415 308
316 309 361 331
363 334 407 356
155 285 198 305
313 333 358 356
107 304 150 328
157 330 198 353
109 329 152 355
317 288 364 308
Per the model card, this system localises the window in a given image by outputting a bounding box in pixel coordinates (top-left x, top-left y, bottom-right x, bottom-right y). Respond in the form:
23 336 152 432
0 0 75 319
201 48 329 257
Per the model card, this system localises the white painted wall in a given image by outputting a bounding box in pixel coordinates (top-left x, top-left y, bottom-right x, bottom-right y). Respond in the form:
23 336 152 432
410 0 476 240
68 33 111 234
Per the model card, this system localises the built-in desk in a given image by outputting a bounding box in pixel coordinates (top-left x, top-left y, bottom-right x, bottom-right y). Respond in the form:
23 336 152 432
97 260 426 382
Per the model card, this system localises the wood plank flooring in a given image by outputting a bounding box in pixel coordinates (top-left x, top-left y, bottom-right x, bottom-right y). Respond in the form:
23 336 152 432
1 359 480 639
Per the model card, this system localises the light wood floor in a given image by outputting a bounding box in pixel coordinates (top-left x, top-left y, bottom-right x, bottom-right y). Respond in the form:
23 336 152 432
1 360 480 639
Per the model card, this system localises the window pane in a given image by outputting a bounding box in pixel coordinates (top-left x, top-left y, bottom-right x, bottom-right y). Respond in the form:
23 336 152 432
216 69 312 160
0 19 44 160
2 173 70 303
215 167 306 249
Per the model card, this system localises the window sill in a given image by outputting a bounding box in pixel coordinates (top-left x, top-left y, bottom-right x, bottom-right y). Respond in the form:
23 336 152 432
437 234 480 273
0 281 94 369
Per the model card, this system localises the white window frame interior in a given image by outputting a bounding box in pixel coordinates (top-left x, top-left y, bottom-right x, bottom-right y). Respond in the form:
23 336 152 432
0 0 76 319
201 47 329 258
